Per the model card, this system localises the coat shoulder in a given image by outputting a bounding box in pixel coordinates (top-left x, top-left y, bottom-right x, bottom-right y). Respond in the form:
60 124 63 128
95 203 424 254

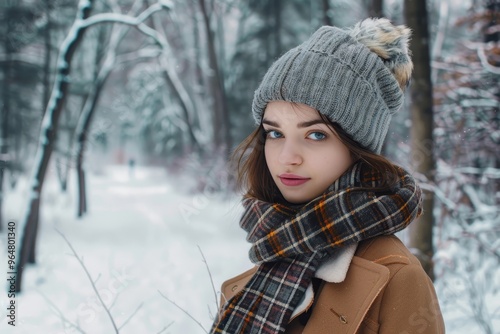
353 235 445 334
355 235 421 267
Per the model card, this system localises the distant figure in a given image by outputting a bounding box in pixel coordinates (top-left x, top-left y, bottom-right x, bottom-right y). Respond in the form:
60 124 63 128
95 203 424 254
128 158 135 178
115 149 125 164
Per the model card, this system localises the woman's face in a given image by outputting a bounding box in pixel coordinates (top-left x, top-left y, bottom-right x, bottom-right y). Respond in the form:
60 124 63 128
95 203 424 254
263 101 354 204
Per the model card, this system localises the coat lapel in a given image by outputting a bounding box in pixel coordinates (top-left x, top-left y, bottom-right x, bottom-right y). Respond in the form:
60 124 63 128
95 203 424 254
220 266 257 306
302 256 390 334
220 255 390 334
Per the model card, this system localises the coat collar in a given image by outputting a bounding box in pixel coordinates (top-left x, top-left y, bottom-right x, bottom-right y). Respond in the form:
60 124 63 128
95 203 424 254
315 243 357 282
220 243 391 331
291 244 357 319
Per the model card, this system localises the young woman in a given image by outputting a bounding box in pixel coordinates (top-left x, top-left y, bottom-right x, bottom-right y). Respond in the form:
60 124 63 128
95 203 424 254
211 18 445 334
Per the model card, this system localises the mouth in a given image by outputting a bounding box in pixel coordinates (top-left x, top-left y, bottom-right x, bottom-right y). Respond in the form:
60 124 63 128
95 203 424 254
278 173 310 186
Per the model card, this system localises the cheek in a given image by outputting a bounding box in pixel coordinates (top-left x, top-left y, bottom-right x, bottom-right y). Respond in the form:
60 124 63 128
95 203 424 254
264 144 273 167
321 149 352 171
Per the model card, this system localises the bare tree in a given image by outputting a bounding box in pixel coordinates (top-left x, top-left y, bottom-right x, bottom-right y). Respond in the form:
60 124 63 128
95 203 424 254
75 0 156 217
198 0 230 157
0 39 10 233
404 0 436 280
431 0 450 83
0 2 16 232
322 0 333 26
75 0 205 217
431 2 499 330
42 0 54 113
75 1 141 218
15 0 172 291
15 0 96 291
143 0 201 153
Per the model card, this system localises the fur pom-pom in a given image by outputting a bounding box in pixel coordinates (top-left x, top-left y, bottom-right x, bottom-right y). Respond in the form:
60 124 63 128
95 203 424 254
345 18 413 90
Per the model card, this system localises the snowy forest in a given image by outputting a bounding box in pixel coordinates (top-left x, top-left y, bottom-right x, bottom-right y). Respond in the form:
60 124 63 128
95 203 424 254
0 0 499 333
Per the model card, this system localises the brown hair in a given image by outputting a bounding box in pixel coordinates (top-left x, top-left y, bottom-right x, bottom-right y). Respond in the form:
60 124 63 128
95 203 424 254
231 110 399 202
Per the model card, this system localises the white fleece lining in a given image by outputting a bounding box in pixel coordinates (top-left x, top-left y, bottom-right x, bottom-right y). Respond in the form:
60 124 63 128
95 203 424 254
315 243 357 283
290 283 314 320
290 243 358 319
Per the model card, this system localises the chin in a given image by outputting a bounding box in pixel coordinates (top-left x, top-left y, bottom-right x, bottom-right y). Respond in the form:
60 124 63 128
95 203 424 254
286 199 303 205
282 195 309 205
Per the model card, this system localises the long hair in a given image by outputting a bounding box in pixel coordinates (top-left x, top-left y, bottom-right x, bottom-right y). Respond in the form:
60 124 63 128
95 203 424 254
231 110 400 202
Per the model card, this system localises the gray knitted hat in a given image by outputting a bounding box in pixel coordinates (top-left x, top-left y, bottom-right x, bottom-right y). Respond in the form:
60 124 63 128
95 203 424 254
252 18 413 153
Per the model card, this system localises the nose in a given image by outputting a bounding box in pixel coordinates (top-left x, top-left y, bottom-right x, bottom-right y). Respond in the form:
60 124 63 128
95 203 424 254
278 140 303 166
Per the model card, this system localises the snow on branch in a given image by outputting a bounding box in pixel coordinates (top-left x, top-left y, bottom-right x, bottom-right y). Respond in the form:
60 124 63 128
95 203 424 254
114 48 162 64
462 184 498 217
431 60 479 74
80 4 166 28
477 46 500 75
464 41 500 75
0 53 41 66
57 0 171 76
416 179 458 211
73 4 172 53
439 166 500 179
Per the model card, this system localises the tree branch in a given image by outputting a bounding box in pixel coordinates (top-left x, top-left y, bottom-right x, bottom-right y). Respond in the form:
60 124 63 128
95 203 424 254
80 3 171 30
156 321 175 334
118 302 144 330
197 245 219 315
158 290 208 333
464 41 500 75
56 229 119 334
38 291 86 334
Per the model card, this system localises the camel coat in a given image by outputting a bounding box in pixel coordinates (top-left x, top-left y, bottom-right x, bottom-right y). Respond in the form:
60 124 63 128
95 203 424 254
219 235 445 333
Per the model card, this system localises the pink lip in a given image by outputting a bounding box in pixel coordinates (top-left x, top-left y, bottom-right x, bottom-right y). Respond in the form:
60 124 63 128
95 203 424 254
278 174 310 186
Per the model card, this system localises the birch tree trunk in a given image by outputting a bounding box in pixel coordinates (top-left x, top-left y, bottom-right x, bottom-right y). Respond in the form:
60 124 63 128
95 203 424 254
0 28 11 233
144 0 201 153
404 0 436 280
76 56 112 218
76 23 107 217
15 0 172 291
15 0 95 291
43 0 53 114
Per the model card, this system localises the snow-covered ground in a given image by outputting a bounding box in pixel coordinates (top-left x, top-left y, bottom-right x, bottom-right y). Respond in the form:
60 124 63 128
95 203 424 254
0 164 497 333
0 165 251 333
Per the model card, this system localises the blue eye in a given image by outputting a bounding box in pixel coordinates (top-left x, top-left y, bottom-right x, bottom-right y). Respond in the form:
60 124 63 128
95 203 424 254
308 132 327 140
265 130 283 139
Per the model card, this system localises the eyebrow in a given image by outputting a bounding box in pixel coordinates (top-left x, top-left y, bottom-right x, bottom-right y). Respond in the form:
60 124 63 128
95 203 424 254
262 118 325 128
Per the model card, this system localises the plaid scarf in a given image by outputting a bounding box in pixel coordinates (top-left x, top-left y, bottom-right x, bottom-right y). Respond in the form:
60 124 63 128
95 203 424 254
211 162 422 334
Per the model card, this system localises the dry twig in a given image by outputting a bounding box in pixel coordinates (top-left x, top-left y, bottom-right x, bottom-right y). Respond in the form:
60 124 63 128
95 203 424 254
156 321 175 334
158 290 208 333
118 302 144 330
197 245 219 313
56 229 119 333
38 291 86 334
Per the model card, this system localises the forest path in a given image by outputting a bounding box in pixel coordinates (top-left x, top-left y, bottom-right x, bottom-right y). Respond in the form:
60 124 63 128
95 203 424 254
1 165 250 334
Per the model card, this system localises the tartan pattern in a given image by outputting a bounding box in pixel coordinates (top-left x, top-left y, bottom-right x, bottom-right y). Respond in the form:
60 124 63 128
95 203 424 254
211 162 422 334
